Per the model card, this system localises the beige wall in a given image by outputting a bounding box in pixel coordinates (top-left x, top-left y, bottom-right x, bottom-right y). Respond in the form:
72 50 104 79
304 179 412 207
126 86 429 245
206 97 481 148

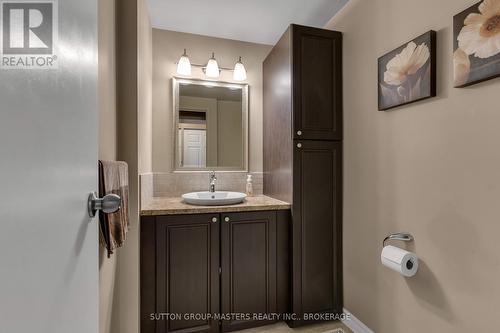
114 0 138 331
138 0 153 174
98 0 152 333
152 29 272 172
217 100 243 167
325 1 500 332
98 1 117 333
98 0 117 163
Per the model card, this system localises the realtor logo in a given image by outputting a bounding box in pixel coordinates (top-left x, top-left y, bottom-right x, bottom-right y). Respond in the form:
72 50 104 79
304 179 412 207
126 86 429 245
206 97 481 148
1 0 58 69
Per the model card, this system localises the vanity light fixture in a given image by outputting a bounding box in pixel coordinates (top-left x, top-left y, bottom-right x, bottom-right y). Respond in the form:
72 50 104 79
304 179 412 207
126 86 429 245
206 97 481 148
233 57 247 81
176 49 192 76
176 50 248 81
204 52 220 78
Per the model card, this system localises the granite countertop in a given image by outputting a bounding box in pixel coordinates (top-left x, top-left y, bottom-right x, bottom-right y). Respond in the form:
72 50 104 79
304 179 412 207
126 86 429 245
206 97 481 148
141 195 291 216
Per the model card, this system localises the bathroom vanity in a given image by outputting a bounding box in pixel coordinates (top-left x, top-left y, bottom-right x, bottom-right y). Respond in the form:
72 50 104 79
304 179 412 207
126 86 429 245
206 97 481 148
140 22 343 333
140 196 291 333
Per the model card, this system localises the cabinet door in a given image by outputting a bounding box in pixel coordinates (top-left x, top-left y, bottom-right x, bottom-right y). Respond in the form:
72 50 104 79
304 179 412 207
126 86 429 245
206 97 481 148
292 140 343 322
221 211 277 332
156 214 220 333
292 25 342 141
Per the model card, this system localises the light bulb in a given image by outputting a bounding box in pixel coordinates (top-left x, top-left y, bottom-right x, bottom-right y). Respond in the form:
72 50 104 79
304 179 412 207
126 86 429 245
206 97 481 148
205 52 220 78
233 56 247 81
176 49 191 76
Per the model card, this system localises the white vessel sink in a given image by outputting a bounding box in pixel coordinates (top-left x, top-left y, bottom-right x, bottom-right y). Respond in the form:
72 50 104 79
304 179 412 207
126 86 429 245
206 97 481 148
182 191 247 206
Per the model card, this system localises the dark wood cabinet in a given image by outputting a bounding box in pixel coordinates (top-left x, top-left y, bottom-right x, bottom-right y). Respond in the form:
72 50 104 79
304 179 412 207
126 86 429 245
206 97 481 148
292 25 342 141
264 24 343 327
140 210 290 333
221 211 277 332
293 141 343 318
155 214 220 333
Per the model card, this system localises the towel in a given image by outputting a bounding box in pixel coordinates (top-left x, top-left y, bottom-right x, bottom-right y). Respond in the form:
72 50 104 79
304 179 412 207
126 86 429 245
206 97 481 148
98 160 130 258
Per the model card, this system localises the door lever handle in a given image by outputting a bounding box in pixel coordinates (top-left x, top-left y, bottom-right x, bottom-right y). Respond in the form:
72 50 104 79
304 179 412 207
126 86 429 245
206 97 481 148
88 192 122 218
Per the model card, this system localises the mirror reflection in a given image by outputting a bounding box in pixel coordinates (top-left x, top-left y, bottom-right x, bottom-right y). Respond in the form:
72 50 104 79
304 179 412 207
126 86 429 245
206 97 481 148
174 79 248 170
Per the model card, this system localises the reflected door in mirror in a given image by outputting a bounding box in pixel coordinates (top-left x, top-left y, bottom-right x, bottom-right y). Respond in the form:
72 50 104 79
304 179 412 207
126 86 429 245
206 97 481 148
182 129 206 168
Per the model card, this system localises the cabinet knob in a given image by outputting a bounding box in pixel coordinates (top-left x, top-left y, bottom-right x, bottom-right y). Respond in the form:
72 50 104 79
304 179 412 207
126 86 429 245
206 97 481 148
297 143 302 148
212 217 218 223
224 217 230 222
297 130 302 136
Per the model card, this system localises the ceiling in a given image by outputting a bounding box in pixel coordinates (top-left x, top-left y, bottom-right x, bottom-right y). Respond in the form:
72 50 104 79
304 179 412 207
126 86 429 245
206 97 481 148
148 0 348 45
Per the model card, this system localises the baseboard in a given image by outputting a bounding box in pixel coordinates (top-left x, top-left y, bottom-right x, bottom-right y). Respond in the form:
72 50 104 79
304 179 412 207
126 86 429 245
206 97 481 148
341 308 374 333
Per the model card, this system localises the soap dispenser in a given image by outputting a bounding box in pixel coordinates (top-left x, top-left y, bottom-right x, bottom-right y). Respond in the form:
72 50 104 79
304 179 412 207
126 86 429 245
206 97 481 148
246 174 253 196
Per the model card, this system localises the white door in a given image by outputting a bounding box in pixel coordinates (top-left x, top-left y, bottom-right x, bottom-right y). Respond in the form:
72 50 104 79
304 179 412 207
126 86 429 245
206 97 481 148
183 129 206 168
0 1 99 333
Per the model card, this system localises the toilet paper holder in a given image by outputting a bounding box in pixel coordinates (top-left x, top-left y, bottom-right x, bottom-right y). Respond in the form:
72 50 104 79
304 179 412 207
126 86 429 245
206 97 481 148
383 232 414 248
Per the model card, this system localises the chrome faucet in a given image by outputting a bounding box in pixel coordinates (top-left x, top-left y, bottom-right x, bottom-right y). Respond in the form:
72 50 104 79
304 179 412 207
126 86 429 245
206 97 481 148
208 171 217 193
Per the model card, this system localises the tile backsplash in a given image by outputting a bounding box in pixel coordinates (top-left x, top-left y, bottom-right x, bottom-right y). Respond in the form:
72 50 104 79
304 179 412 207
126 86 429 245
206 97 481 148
140 173 154 207
140 172 263 204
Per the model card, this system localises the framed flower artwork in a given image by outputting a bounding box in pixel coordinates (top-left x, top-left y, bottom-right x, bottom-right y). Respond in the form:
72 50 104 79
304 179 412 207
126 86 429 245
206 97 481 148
454 0 500 87
378 31 437 111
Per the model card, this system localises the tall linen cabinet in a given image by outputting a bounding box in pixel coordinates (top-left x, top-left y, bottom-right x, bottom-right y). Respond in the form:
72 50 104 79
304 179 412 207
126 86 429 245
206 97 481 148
263 24 343 326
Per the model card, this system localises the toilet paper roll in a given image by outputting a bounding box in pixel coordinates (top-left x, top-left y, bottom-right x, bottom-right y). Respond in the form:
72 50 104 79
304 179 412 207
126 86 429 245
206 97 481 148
381 245 418 277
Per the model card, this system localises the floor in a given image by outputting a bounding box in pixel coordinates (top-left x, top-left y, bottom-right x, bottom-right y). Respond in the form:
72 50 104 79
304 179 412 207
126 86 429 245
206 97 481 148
237 322 353 333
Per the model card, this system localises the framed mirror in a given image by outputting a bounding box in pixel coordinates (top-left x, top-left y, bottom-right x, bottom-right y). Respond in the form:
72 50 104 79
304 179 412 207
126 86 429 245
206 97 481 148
173 78 249 171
